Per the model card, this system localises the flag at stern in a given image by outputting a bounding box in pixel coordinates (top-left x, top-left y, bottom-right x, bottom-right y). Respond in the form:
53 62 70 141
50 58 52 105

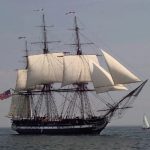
0 89 11 100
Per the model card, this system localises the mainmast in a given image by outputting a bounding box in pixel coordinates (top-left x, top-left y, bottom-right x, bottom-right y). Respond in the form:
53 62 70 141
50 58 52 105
66 14 93 119
75 16 85 119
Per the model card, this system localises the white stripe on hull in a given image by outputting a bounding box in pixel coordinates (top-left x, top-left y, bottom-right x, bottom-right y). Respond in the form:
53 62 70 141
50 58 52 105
13 124 93 130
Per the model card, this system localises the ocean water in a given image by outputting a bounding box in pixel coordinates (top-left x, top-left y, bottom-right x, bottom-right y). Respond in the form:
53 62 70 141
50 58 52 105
0 126 150 150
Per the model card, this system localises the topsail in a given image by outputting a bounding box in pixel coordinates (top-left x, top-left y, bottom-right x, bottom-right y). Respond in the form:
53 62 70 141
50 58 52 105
27 53 64 88
62 55 99 86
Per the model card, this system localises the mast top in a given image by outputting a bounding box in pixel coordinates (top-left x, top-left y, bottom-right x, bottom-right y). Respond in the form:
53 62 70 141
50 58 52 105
18 36 29 69
74 16 82 55
42 13 48 54
66 12 94 55
66 12 82 55
32 10 60 54
33 9 48 53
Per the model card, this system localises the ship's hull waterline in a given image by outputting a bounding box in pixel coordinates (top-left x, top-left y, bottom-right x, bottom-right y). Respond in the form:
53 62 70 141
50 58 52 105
11 117 108 135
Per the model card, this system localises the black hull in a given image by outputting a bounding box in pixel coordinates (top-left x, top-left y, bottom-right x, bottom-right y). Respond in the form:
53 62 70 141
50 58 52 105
11 117 108 135
13 126 106 135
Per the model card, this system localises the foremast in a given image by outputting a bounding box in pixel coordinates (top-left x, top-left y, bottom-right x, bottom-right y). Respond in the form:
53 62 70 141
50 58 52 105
10 13 60 120
37 13 59 120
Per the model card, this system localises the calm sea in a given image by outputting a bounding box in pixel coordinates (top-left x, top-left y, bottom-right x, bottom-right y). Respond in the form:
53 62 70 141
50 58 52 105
0 126 150 150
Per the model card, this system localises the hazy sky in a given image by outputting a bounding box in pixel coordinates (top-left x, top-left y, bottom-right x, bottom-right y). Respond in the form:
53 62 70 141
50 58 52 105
0 0 150 127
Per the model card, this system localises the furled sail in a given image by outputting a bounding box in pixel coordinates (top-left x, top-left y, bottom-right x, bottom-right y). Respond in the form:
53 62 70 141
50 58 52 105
62 55 99 86
16 69 27 91
101 50 141 84
8 94 31 118
27 53 64 88
89 61 127 93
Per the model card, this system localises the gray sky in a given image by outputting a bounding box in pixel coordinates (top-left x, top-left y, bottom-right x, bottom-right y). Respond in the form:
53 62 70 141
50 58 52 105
0 0 150 127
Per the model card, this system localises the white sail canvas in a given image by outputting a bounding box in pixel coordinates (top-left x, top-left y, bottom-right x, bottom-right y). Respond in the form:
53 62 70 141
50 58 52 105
16 69 27 91
8 95 31 118
62 55 99 86
143 114 150 129
89 61 127 93
27 53 64 88
101 50 141 84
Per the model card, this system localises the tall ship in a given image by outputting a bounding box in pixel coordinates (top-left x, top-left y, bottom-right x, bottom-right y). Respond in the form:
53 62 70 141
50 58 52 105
8 12 147 135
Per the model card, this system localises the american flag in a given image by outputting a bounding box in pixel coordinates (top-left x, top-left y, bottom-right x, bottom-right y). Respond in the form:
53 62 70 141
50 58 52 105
0 90 11 100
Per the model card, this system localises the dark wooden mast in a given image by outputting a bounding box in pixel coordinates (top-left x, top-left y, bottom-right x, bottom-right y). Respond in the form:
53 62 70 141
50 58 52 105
33 13 59 120
64 15 93 119
18 37 32 118
74 16 82 55
25 40 29 69
42 13 49 54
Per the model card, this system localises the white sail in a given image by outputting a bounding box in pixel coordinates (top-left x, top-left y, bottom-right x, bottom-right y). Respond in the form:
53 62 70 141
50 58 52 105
90 61 127 93
89 61 114 87
15 69 44 91
62 55 99 86
101 50 141 84
9 69 32 118
16 69 27 91
143 114 150 129
8 94 31 118
27 53 64 88
95 84 128 93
